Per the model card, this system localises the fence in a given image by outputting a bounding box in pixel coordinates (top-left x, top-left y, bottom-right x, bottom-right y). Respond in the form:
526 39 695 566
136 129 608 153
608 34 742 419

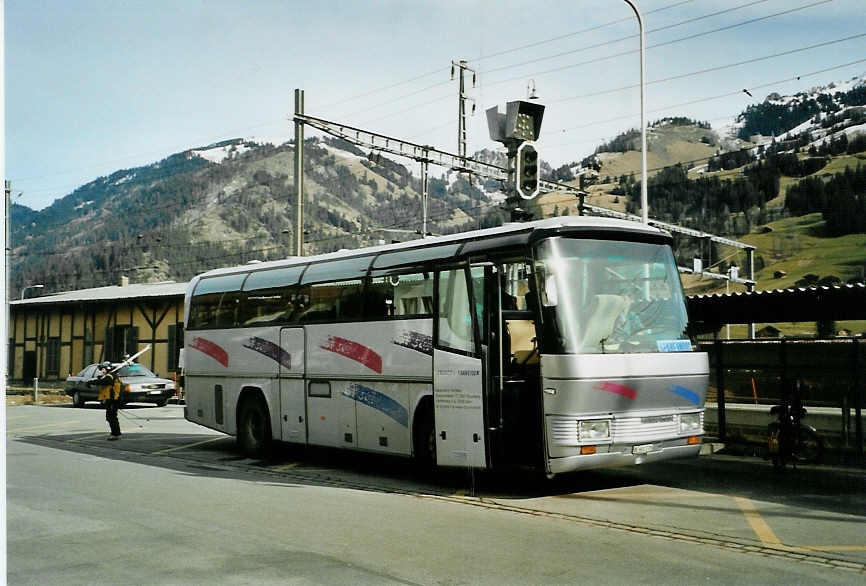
699 338 864 464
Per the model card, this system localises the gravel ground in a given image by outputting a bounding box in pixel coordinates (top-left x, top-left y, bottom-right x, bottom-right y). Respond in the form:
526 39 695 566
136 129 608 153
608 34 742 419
6 392 71 406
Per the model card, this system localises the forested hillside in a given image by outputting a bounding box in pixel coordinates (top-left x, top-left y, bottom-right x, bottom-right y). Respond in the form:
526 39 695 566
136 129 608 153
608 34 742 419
11 76 866 298
10 137 509 296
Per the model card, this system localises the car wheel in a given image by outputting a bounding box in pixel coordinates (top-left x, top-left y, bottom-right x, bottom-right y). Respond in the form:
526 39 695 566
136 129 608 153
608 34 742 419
154 399 167 407
237 396 272 460
73 391 85 408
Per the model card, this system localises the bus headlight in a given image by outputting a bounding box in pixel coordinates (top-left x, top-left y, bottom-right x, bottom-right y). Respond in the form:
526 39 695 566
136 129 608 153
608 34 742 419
578 419 610 442
679 413 701 433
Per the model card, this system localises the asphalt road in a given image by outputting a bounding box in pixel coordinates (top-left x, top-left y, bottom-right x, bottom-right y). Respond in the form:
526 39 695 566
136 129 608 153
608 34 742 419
6 403 866 585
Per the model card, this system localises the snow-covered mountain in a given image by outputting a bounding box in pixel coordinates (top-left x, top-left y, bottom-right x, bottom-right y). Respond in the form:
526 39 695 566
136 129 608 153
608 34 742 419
714 73 866 148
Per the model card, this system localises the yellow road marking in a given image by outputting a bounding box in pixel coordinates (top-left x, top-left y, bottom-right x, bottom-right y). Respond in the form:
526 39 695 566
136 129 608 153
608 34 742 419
733 496 789 549
271 462 299 472
561 490 865 554
6 420 80 434
149 436 225 455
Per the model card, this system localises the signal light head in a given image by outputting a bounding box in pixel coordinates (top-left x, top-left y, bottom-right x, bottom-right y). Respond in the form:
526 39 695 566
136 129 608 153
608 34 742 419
516 142 540 199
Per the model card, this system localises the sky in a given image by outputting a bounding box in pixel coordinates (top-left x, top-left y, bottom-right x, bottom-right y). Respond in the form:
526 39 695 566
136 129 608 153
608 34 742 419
6 0 866 210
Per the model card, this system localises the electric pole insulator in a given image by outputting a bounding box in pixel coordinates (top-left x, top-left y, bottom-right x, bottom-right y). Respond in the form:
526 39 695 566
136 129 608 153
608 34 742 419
516 142 539 199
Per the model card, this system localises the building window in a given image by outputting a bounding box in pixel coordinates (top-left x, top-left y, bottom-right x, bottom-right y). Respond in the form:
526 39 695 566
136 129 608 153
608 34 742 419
168 324 184 371
104 326 138 362
46 338 61 375
84 329 94 367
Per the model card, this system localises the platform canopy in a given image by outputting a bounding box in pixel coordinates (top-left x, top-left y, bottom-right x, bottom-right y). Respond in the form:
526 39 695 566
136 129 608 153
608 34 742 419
687 283 866 332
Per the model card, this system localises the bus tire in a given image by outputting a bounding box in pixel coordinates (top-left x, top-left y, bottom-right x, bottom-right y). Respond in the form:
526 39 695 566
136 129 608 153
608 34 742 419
413 401 436 467
237 395 272 460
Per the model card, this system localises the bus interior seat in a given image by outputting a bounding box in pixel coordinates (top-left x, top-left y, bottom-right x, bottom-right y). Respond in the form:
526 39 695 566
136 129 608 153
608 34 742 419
579 294 627 350
507 319 539 366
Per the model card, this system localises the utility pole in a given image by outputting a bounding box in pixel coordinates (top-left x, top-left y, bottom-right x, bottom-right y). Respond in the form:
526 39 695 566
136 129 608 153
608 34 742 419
5 181 12 375
293 89 305 256
451 60 476 162
623 0 649 224
420 154 429 237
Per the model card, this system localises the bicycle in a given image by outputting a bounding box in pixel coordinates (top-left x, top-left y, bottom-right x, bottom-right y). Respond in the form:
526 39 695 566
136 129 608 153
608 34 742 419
767 381 824 470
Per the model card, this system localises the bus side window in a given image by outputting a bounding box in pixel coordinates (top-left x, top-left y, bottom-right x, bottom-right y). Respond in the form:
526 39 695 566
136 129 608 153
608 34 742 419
502 263 531 311
393 273 433 316
189 292 222 329
437 268 475 354
337 280 365 320
215 291 242 328
239 286 297 326
365 277 393 318
367 273 433 319
287 287 310 322
298 283 338 322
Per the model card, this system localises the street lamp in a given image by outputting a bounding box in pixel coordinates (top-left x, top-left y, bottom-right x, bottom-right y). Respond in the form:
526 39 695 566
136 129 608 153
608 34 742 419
20 284 44 300
623 0 648 224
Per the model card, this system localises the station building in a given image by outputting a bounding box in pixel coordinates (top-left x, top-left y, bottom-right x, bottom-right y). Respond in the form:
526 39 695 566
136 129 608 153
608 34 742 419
9 278 187 383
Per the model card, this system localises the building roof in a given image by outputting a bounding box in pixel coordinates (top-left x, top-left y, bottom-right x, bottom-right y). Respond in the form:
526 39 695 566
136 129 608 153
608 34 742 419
11 281 188 307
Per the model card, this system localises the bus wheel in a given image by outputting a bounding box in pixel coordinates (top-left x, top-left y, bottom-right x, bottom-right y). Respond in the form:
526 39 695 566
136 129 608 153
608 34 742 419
413 406 436 467
238 396 272 460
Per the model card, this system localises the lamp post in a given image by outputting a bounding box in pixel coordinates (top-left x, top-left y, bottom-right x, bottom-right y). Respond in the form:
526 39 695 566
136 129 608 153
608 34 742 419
623 0 648 224
20 284 44 300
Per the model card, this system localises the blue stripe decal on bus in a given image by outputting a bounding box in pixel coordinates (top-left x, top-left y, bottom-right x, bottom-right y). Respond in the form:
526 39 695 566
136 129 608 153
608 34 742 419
343 384 409 427
669 385 700 405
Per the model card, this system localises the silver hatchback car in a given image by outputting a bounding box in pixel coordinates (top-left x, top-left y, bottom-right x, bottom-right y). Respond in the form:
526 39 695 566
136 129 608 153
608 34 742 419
65 362 176 407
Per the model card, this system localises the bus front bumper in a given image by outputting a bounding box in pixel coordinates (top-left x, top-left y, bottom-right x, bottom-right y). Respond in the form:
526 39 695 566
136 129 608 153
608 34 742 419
547 441 701 475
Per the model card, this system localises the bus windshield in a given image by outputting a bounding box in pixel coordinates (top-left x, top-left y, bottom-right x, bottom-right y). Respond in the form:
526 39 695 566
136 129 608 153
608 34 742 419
534 237 690 355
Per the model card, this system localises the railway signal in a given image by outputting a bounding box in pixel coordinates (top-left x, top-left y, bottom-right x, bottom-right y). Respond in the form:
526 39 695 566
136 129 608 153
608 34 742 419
516 142 539 199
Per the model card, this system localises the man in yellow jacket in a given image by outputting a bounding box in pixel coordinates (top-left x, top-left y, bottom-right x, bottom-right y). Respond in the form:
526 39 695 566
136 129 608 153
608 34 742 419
96 362 123 440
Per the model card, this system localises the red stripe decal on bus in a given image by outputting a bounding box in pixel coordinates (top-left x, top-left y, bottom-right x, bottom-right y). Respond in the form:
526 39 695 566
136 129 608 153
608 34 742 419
190 337 229 367
594 381 637 400
321 336 382 373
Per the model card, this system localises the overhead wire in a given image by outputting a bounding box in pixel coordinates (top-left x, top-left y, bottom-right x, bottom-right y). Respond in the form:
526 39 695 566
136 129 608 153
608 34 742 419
547 33 866 104
550 57 866 135
481 0 774 76
321 0 698 111
338 0 838 131
472 0 698 64
483 0 834 87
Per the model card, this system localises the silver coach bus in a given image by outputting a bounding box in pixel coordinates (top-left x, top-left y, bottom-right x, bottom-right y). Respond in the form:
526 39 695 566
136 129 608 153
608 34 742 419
183 216 708 476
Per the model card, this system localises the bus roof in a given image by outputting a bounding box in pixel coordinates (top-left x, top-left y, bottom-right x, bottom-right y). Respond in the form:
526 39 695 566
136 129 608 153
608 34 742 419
193 215 667 282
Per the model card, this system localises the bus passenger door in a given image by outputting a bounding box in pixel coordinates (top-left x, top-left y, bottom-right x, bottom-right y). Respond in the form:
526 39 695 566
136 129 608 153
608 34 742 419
433 266 488 469
279 327 306 443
